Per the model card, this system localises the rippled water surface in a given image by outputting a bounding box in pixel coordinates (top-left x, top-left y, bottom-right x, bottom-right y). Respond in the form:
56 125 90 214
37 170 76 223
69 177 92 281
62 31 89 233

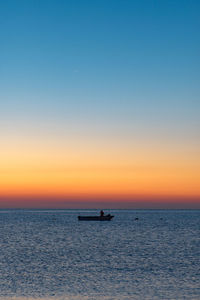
0 209 199 299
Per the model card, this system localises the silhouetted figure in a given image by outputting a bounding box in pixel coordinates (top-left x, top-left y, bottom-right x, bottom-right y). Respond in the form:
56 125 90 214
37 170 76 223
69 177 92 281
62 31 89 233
100 210 104 217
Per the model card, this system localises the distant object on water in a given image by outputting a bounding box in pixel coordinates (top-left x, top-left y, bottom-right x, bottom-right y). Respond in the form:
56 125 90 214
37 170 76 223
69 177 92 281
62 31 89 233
135 217 139 221
78 211 114 221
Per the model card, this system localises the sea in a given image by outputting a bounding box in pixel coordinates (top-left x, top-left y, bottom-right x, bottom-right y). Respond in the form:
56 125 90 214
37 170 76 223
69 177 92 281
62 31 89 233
0 209 199 300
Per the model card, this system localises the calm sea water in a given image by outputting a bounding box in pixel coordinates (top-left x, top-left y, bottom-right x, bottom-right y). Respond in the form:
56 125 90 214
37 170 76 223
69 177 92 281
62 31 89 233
0 209 199 300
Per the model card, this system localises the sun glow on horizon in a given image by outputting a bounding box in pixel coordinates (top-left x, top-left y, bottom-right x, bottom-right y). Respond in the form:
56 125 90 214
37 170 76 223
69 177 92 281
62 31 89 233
0 134 199 207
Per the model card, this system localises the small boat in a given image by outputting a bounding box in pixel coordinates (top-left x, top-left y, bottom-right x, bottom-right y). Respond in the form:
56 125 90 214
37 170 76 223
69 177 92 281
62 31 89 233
78 214 114 221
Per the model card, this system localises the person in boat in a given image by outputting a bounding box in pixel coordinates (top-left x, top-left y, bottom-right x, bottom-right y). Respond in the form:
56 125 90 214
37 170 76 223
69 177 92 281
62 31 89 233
100 210 104 217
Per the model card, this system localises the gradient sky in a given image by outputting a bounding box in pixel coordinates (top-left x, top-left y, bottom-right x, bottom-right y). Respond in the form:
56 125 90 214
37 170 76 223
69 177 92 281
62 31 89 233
0 0 200 208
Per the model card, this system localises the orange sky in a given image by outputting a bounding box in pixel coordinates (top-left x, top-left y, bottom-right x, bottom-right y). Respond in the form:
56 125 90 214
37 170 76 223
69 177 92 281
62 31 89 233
0 134 199 208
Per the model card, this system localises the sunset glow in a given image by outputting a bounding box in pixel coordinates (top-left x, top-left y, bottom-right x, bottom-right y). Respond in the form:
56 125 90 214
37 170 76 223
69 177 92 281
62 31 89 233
0 132 199 208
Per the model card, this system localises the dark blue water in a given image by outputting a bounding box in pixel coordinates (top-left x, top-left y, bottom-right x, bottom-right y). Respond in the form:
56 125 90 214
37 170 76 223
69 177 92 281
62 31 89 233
0 209 199 300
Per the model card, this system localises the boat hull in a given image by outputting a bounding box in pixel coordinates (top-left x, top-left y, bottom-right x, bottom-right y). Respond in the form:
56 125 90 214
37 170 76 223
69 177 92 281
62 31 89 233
78 215 114 221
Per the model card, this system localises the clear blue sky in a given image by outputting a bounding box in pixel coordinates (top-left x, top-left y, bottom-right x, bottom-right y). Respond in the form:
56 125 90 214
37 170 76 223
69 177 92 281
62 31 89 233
1 0 199 132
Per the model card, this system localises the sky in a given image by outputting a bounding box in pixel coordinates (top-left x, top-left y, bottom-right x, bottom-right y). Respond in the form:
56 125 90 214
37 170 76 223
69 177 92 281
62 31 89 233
0 0 200 208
